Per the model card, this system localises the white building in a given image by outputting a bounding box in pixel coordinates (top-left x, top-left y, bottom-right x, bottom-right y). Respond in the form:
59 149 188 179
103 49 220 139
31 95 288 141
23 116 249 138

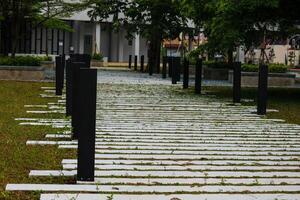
7 8 148 62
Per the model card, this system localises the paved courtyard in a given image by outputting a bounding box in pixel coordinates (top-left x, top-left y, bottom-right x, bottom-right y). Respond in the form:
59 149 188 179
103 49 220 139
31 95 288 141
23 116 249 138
5 70 300 199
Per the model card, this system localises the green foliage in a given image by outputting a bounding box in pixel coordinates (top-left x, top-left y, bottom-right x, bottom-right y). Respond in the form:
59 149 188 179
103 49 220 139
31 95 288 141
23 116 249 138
87 0 187 40
106 194 114 200
0 56 51 66
187 48 202 64
241 63 288 73
202 61 288 73
87 0 188 71
186 0 300 62
203 61 231 69
92 53 104 61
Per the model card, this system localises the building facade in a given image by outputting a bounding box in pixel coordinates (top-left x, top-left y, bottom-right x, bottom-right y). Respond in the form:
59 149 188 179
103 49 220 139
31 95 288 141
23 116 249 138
0 10 148 63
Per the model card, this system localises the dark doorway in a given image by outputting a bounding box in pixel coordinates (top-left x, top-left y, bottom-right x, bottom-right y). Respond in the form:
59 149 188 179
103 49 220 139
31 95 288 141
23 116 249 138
84 35 93 55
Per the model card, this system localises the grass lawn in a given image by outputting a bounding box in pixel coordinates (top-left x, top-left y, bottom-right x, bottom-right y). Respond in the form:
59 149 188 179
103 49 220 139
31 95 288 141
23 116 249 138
203 86 300 125
0 80 75 200
0 80 299 199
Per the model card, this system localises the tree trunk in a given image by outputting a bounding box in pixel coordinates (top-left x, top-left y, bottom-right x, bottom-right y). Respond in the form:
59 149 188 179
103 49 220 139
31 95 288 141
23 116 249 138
148 31 162 74
227 49 233 65
155 40 161 73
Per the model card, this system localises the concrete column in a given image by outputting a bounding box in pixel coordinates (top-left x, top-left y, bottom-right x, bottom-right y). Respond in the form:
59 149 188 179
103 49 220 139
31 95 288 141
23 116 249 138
237 46 245 63
95 23 101 54
79 22 84 54
73 21 80 54
118 30 124 62
134 33 140 62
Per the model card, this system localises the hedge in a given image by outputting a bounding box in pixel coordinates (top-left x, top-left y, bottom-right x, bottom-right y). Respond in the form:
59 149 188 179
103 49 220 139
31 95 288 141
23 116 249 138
92 53 104 61
203 61 288 73
203 61 231 69
242 64 288 73
0 56 51 66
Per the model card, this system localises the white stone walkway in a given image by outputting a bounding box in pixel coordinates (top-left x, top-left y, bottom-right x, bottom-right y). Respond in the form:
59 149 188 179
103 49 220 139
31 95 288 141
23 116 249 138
5 70 300 199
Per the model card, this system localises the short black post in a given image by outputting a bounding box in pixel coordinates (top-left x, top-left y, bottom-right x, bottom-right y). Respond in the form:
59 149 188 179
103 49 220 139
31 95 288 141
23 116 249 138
55 56 63 95
70 54 91 68
183 58 189 89
149 63 153 76
65 59 72 116
172 57 181 84
77 68 97 182
140 55 144 72
61 55 66 90
195 58 203 94
257 64 268 115
129 55 132 69
134 55 138 71
233 62 242 103
162 56 167 79
168 57 173 77
71 62 83 139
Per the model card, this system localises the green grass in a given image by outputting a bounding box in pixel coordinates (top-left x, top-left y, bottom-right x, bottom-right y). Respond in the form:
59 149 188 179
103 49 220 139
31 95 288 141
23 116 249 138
0 81 299 199
0 80 76 200
201 86 300 125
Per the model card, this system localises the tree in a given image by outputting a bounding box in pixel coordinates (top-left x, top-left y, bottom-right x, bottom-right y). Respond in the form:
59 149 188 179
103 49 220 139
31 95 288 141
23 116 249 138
0 0 88 56
187 0 300 64
88 0 187 73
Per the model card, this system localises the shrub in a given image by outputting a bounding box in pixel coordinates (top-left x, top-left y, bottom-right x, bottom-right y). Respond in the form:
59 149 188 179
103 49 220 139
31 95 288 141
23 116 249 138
92 53 104 61
0 56 51 66
241 64 259 72
187 48 202 65
241 63 288 73
203 61 231 69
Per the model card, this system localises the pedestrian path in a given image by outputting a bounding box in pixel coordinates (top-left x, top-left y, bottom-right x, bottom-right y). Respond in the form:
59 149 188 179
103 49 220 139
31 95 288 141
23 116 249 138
5 71 300 199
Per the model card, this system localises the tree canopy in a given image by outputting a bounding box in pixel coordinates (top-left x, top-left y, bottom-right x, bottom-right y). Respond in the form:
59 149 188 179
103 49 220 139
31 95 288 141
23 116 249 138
87 0 188 72
186 0 300 63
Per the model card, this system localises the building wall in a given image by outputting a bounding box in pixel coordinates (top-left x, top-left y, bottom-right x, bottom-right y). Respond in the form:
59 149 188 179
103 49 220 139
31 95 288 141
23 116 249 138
99 24 110 61
1 19 149 63
139 37 148 61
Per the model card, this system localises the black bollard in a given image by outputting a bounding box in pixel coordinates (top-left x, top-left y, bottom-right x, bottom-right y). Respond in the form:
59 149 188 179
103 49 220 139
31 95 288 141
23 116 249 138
162 56 167 79
149 63 153 76
140 55 144 72
70 54 91 68
134 55 138 71
61 55 66 90
128 55 132 69
233 62 242 103
257 64 268 115
172 57 181 84
71 62 83 139
77 68 97 182
55 56 63 96
65 59 72 117
183 58 189 89
195 58 203 94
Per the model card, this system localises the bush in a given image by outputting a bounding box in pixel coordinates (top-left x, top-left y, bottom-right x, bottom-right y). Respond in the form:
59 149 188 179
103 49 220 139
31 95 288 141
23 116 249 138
187 48 202 65
92 53 104 61
203 61 232 69
241 63 288 73
0 56 51 66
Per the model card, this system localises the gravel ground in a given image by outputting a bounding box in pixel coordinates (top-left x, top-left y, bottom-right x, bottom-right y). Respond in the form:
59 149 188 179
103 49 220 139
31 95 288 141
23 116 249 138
97 69 232 86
